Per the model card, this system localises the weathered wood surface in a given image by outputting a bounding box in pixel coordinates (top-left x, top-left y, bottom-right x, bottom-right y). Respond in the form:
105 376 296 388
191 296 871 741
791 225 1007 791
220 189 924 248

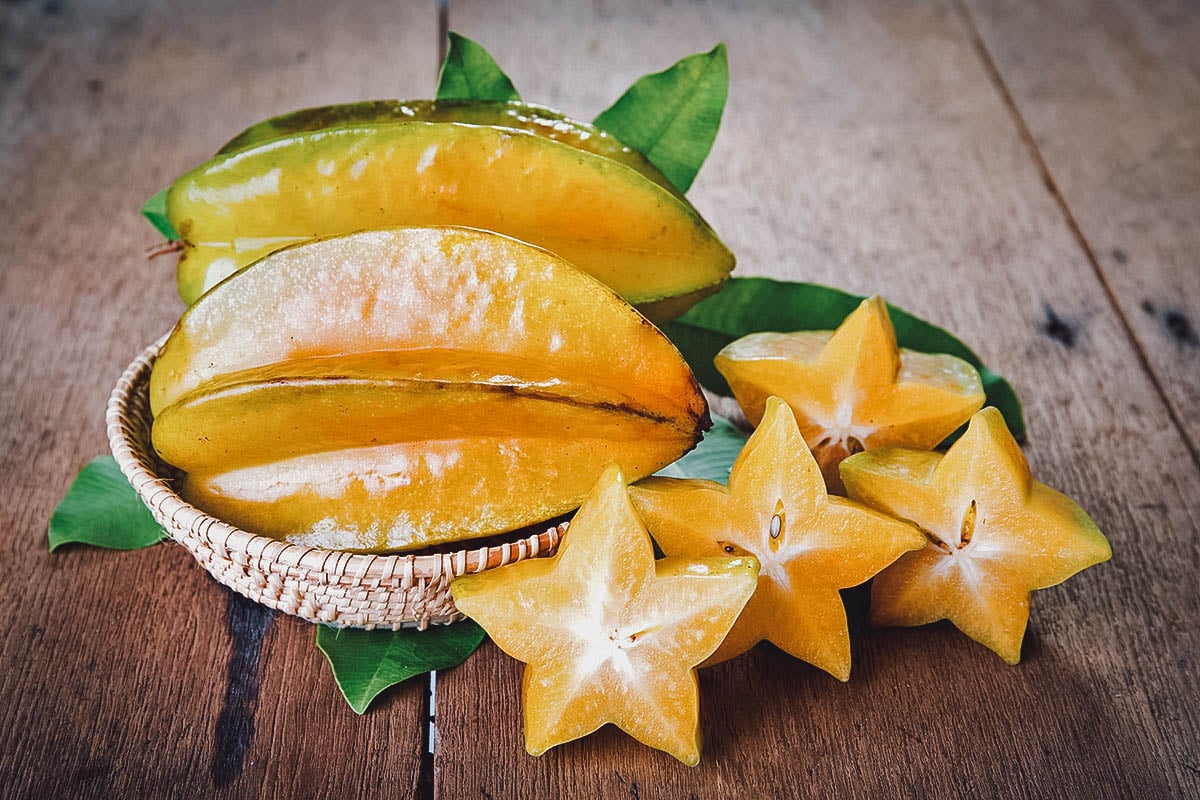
1 0 1197 798
435 1 1200 798
967 0 1200 459
0 2 435 798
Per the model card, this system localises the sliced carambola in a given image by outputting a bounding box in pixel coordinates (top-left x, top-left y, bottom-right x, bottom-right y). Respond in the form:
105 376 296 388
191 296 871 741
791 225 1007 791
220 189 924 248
630 397 924 679
840 407 1112 664
218 99 681 195
452 465 759 765
169 119 734 307
150 227 710 551
715 296 985 491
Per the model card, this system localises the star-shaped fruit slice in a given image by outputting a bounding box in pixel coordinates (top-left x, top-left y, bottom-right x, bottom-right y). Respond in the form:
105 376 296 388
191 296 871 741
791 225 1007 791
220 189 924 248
840 407 1112 664
629 397 925 680
715 296 985 491
450 464 759 765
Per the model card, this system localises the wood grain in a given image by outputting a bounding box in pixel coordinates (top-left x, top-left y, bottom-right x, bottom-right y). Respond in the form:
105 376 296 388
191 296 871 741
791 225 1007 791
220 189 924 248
434 2 1200 797
3 1 1199 798
965 0 1200 459
0 2 437 797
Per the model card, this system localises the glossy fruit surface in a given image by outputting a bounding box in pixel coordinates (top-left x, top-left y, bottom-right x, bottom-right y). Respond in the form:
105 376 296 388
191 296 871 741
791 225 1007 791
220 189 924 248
150 227 709 551
715 296 985 491
841 407 1112 664
452 465 758 765
169 119 733 308
630 397 923 679
218 99 680 195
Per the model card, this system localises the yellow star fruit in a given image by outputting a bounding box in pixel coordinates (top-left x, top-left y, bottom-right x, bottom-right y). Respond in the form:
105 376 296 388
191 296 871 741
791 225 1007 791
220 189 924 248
840 407 1112 664
451 465 759 765
715 296 986 491
629 397 925 680
149 227 710 552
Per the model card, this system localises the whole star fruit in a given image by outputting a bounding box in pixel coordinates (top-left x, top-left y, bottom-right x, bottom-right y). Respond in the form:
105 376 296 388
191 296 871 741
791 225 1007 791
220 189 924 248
840 407 1112 664
714 295 985 492
451 464 759 765
629 396 924 680
167 114 734 317
150 227 710 552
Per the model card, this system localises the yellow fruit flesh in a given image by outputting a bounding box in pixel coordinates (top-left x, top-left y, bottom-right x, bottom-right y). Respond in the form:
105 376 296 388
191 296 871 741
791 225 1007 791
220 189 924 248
169 121 733 306
630 397 924 679
452 466 758 765
715 296 985 491
840 407 1112 664
151 227 709 551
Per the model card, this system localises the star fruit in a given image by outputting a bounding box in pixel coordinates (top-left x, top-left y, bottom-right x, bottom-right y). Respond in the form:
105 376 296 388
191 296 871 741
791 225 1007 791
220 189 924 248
629 397 925 680
217 99 681 196
167 110 734 314
715 296 985 491
150 227 710 552
840 407 1112 664
452 465 759 765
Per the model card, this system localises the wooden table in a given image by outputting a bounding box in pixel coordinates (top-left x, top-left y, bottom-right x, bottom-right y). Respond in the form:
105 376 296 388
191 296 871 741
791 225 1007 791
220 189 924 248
3 1 1197 797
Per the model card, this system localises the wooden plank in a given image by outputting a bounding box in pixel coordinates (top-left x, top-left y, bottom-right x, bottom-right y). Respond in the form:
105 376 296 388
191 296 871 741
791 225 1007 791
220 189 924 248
0 2 437 797
964 0 1200 457
433 2 1200 797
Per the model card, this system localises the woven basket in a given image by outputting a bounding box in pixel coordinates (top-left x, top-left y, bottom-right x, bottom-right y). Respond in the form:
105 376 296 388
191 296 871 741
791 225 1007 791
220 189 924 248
106 338 565 629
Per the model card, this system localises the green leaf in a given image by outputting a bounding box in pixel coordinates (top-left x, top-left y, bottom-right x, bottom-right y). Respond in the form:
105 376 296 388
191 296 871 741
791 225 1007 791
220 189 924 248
436 32 520 103
316 621 486 714
594 43 728 193
664 278 1026 441
141 186 179 241
48 457 165 552
655 412 747 483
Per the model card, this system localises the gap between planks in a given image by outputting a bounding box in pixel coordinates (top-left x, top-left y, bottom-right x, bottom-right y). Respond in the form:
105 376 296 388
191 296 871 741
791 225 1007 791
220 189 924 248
436 0 449 69
424 0 447 783
953 0 1200 472
420 670 436 800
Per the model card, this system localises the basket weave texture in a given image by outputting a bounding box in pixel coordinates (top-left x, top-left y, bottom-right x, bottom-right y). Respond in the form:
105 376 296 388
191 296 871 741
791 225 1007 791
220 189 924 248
106 339 564 629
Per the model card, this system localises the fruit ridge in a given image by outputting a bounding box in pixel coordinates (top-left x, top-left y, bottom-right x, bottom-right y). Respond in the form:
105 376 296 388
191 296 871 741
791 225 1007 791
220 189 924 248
217 98 681 196
169 119 734 309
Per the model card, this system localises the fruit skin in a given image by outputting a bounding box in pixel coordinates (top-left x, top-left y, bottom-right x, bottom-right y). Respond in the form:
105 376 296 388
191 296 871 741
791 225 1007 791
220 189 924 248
630 396 924 679
217 99 681 196
840 407 1112 664
150 227 710 552
169 119 734 311
452 465 759 765
715 296 985 492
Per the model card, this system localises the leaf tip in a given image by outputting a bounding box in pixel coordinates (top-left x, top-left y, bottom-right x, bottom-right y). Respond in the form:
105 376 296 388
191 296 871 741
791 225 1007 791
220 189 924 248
141 186 180 241
436 30 520 103
46 530 65 554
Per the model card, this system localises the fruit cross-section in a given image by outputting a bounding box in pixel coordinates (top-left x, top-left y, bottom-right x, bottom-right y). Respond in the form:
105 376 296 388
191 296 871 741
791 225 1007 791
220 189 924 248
841 407 1112 664
451 465 759 765
715 296 985 492
630 397 925 680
